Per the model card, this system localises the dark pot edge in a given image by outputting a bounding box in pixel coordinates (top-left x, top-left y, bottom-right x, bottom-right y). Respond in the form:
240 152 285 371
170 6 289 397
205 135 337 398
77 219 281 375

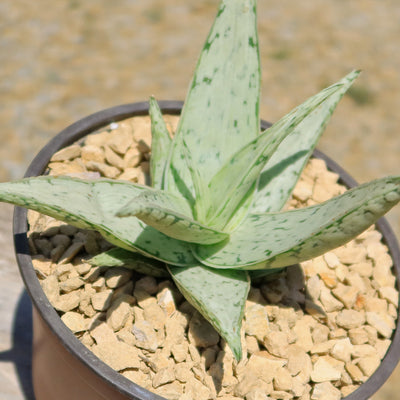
13 102 400 400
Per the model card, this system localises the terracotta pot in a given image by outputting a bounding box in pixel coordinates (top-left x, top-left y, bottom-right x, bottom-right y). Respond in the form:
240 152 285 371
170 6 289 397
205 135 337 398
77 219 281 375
13 101 400 400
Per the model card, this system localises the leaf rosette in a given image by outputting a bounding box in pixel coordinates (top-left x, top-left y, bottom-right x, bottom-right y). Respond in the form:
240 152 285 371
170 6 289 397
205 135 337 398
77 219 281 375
0 0 399 359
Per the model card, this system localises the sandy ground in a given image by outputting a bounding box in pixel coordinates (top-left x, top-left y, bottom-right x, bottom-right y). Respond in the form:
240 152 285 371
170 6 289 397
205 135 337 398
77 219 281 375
0 1 399 398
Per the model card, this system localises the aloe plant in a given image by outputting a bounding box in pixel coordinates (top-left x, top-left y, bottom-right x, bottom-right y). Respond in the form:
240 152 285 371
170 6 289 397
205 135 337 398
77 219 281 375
1 0 400 360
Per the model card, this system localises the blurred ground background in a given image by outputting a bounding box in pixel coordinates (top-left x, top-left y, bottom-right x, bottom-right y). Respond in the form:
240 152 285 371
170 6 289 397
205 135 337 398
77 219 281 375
0 0 399 398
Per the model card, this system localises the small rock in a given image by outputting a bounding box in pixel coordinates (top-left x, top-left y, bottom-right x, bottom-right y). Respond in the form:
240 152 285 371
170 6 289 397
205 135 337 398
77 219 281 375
59 277 85 293
334 246 366 264
378 286 399 306
61 311 88 333
123 147 142 169
311 356 343 382
345 362 365 383
357 354 381 376
91 290 113 311
92 340 140 371
157 286 177 316
85 161 120 178
351 344 376 358
311 323 330 344
263 330 289 358
104 267 133 289
152 366 175 388
365 311 394 338
323 252 341 269
104 145 124 170
319 271 337 288
349 261 373 278
330 338 353 363
341 385 360 397
106 294 134 331
54 291 81 312
364 297 388 314
311 382 341 400
143 302 167 331
81 145 105 163
348 327 369 345
135 275 159 294
332 283 359 308
90 321 117 344
59 242 85 264
292 318 313 352
109 127 134 154
319 286 343 312
244 304 269 342
41 275 59 304
51 145 82 161
287 346 312 381
336 309 365 330
171 342 189 363
132 320 159 352
273 368 293 391
375 339 391 359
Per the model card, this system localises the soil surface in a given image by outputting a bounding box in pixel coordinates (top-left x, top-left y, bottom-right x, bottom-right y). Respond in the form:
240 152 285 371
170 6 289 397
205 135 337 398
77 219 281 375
0 1 400 399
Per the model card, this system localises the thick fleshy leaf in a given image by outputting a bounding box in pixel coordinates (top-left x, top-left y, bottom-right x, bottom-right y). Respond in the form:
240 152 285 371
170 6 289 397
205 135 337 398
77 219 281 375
165 0 260 197
181 139 213 223
252 71 360 213
194 176 400 268
0 176 196 265
89 248 169 278
117 189 229 245
168 264 250 360
207 71 360 230
149 97 172 190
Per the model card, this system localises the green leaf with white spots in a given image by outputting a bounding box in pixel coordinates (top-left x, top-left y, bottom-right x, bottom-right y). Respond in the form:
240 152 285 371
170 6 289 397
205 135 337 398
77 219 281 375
168 264 250 360
0 176 196 266
117 189 229 245
89 248 169 278
194 176 400 269
149 96 172 190
166 0 260 198
181 139 213 223
252 70 360 213
207 71 360 230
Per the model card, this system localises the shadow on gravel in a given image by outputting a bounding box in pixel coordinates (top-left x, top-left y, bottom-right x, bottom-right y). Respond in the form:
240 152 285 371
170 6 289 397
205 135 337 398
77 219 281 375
0 290 35 400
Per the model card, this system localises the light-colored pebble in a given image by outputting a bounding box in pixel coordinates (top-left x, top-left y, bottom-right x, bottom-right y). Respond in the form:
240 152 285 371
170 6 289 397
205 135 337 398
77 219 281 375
91 289 113 311
61 311 88 333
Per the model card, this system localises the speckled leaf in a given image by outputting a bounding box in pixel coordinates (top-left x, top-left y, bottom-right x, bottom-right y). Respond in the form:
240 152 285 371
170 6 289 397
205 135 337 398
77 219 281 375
166 0 260 198
0 176 196 265
181 139 213 223
168 264 250 360
89 248 169 278
194 176 400 268
252 70 360 213
149 96 172 190
207 71 360 230
117 189 229 244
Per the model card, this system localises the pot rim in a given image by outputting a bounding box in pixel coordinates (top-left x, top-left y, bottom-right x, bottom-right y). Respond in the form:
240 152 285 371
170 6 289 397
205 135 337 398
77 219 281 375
13 100 400 400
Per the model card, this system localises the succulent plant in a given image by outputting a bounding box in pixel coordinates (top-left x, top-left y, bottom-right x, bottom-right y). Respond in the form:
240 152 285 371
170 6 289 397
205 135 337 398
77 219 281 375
1 0 400 360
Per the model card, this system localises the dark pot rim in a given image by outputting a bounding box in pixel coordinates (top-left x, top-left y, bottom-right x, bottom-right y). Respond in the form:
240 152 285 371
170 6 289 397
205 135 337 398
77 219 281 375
13 101 400 400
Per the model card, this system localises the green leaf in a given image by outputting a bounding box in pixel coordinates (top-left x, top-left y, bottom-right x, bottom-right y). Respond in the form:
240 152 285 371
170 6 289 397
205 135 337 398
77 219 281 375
166 0 260 198
194 176 400 269
89 248 169 278
252 70 360 213
149 96 172 190
0 176 196 266
207 71 360 230
168 264 250 360
117 188 229 245
181 139 213 223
